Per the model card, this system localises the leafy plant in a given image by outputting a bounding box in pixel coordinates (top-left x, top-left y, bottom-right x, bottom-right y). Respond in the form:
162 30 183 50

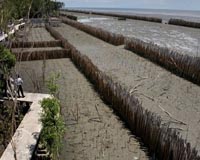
46 73 60 97
0 0 64 31
0 44 16 73
0 44 15 98
40 97 65 159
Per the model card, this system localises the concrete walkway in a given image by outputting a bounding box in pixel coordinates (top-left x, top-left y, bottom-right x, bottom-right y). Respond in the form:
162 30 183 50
1 93 50 160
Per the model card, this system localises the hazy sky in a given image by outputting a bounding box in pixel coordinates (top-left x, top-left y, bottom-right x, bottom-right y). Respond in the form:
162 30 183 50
61 0 200 10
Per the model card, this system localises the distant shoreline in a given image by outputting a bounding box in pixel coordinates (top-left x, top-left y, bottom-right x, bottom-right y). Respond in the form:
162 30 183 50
65 7 200 12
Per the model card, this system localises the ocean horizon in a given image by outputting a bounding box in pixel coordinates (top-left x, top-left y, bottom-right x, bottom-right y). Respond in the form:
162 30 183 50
65 7 200 21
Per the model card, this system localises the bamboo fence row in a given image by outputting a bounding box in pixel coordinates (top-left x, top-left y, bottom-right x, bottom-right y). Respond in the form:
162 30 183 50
11 40 62 48
59 13 78 21
13 49 69 61
61 9 162 23
125 38 200 85
169 19 200 29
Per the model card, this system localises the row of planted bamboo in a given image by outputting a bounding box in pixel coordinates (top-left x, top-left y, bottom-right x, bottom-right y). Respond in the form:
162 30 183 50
59 13 78 21
61 9 162 23
13 49 69 61
61 17 125 46
45 24 200 160
125 38 200 85
169 18 200 29
92 11 162 23
11 40 62 48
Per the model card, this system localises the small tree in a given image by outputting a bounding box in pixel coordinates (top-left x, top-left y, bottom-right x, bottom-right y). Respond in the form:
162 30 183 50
0 44 17 159
0 44 16 97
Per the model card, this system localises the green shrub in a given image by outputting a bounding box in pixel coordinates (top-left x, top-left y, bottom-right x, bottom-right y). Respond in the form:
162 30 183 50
46 73 60 97
0 45 16 73
40 97 65 159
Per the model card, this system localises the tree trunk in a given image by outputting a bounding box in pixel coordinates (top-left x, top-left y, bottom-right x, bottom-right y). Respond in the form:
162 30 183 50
27 0 33 22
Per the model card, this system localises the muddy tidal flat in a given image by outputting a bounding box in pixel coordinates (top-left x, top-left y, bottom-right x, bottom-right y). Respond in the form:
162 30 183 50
64 11 200 56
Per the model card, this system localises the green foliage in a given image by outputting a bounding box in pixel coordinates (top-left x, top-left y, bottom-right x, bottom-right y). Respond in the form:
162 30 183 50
46 1 64 15
0 45 16 73
46 73 60 96
12 0 32 19
0 0 15 30
27 0 64 18
40 97 65 159
30 0 45 18
0 0 64 30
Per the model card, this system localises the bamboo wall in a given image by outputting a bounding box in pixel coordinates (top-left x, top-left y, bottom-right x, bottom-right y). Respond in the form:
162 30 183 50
13 49 69 61
125 38 200 85
11 40 62 48
169 19 200 29
59 13 78 21
61 9 162 23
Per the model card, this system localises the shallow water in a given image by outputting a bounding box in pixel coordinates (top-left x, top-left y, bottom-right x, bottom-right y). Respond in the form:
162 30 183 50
78 16 200 56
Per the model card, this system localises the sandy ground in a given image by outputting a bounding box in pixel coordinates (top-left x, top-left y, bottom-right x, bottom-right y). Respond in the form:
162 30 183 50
63 11 200 56
54 23 200 153
16 27 55 42
27 27 55 42
16 59 149 160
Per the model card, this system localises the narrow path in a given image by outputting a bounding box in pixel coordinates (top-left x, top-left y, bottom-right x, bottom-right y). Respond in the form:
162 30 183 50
18 58 149 160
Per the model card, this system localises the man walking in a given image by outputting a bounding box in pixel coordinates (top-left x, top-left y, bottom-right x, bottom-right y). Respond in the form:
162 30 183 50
16 75 25 98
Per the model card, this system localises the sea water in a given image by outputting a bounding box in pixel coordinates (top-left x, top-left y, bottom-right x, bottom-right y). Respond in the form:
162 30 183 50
66 7 200 56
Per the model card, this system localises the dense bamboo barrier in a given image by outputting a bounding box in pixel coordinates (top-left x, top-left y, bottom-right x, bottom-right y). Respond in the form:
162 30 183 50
169 19 200 29
13 49 69 61
61 17 125 46
92 11 162 23
59 13 78 21
11 40 62 48
46 24 200 160
61 9 162 23
60 9 90 14
125 38 200 85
